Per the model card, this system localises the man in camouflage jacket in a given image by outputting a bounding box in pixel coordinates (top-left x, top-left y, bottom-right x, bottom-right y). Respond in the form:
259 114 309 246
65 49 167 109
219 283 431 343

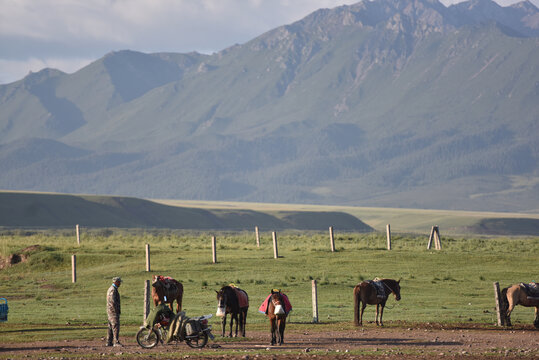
106 277 122 346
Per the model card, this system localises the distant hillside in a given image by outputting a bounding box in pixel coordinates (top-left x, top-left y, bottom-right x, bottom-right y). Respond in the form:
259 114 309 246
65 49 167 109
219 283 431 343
0 0 538 212
0 192 372 231
467 218 539 235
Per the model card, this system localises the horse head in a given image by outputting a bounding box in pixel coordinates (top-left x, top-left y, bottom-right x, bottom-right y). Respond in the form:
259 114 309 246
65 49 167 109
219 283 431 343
216 286 231 317
392 279 401 301
383 279 401 301
270 290 286 315
216 288 227 307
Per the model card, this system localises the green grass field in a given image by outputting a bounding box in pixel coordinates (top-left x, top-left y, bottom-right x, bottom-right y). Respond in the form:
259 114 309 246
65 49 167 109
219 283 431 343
1 229 538 343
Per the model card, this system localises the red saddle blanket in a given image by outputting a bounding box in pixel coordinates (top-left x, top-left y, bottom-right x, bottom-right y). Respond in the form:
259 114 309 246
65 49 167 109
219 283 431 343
258 293 292 314
233 288 249 308
156 275 179 286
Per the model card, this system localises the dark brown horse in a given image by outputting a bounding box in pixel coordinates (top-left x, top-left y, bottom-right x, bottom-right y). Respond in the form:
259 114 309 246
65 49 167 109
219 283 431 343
267 290 288 345
151 275 183 313
501 283 539 328
216 285 249 337
353 278 401 326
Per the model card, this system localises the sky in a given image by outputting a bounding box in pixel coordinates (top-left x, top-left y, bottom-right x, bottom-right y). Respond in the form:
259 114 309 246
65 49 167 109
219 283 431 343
0 0 537 85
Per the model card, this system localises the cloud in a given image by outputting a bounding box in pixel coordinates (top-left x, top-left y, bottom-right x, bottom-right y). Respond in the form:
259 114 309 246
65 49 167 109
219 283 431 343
0 56 94 84
0 0 537 84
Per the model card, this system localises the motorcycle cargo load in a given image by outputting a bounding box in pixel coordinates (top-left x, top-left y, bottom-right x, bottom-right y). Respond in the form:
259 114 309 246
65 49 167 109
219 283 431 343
185 319 202 335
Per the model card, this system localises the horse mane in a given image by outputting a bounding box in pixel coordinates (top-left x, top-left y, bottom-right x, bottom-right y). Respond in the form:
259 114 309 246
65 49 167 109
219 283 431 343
219 285 239 306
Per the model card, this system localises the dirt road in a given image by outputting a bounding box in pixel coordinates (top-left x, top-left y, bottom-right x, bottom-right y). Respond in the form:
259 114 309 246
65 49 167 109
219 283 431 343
1 324 537 359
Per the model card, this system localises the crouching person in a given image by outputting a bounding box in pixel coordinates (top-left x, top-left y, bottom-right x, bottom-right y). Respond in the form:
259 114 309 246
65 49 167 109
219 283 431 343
145 301 174 328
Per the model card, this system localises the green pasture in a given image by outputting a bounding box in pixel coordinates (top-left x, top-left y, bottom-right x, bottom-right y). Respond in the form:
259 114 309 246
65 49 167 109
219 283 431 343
0 229 538 343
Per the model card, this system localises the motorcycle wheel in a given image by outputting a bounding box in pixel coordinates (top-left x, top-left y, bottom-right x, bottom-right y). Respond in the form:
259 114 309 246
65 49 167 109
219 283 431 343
185 332 208 348
136 327 159 349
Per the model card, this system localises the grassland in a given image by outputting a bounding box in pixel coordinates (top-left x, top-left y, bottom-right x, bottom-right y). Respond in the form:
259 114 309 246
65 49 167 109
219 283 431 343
1 229 538 344
154 198 539 235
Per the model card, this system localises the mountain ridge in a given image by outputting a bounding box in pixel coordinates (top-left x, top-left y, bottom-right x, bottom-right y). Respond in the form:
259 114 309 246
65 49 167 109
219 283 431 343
0 0 538 212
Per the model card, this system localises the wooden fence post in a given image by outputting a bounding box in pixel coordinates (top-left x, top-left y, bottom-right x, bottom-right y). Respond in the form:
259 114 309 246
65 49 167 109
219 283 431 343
428 226 441 250
272 231 279 259
144 280 151 321
386 224 391 250
427 226 435 249
71 255 76 283
434 226 442 250
312 280 319 323
329 226 335 252
212 235 217 263
145 244 151 272
76 224 80 245
493 282 505 326
255 226 260 248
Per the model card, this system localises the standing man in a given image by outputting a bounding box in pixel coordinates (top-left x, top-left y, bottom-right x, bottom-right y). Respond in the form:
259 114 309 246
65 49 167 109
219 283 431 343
106 276 122 347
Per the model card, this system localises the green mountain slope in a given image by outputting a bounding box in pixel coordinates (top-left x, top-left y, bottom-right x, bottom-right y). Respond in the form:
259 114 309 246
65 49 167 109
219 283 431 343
0 0 537 211
0 191 372 231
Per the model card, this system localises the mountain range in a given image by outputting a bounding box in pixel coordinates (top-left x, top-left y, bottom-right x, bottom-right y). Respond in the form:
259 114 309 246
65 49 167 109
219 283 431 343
0 0 538 212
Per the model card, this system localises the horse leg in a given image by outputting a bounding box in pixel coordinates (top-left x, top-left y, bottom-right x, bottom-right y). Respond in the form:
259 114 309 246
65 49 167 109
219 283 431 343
375 304 380 326
278 317 286 345
221 314 227 337
238 311 243 337
229 313 237 337
379 304 385 326
241 309 247 337
505 300 515 327
232 312 239 337
534 307 539 329
270 318 276 345
359 302 366 326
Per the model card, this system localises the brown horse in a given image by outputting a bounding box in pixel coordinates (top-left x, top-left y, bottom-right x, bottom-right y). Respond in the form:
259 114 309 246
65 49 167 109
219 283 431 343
353 278 401 326
267 290 288 345
216 285 249 337
151 275 183 313
501 284 539 328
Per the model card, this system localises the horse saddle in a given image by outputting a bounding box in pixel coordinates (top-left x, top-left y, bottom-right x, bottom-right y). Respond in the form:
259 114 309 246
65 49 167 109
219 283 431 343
520 282 539 298
367 280 386 299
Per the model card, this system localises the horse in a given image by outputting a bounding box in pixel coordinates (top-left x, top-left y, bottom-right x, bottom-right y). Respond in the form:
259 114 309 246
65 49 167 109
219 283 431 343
151 275 183 313
353 278 401 326
215 285 249 337
500 283 539 328
267 290 288 345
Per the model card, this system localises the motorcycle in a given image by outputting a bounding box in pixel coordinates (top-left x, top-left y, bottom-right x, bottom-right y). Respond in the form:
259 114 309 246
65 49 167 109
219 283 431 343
136 312 214 349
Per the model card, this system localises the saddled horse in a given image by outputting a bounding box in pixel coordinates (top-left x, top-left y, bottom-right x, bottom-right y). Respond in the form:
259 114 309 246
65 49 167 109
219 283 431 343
151 275 183 313
501 283 539 328
353 278 401 326
266 290 289 345
216 285 249 337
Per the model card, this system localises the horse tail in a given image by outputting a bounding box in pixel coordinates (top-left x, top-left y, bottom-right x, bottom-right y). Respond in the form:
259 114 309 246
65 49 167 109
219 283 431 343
177 282 184 312
500 287 509 313
353 285 361 326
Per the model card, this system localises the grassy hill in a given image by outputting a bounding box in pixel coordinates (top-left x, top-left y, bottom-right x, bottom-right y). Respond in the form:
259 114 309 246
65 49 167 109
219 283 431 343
0 191 372 232
1 191 538 235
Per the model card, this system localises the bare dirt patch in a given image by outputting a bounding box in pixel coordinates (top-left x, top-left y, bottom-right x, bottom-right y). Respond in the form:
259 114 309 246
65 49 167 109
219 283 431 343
0 245 41 270
0 324 537 359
